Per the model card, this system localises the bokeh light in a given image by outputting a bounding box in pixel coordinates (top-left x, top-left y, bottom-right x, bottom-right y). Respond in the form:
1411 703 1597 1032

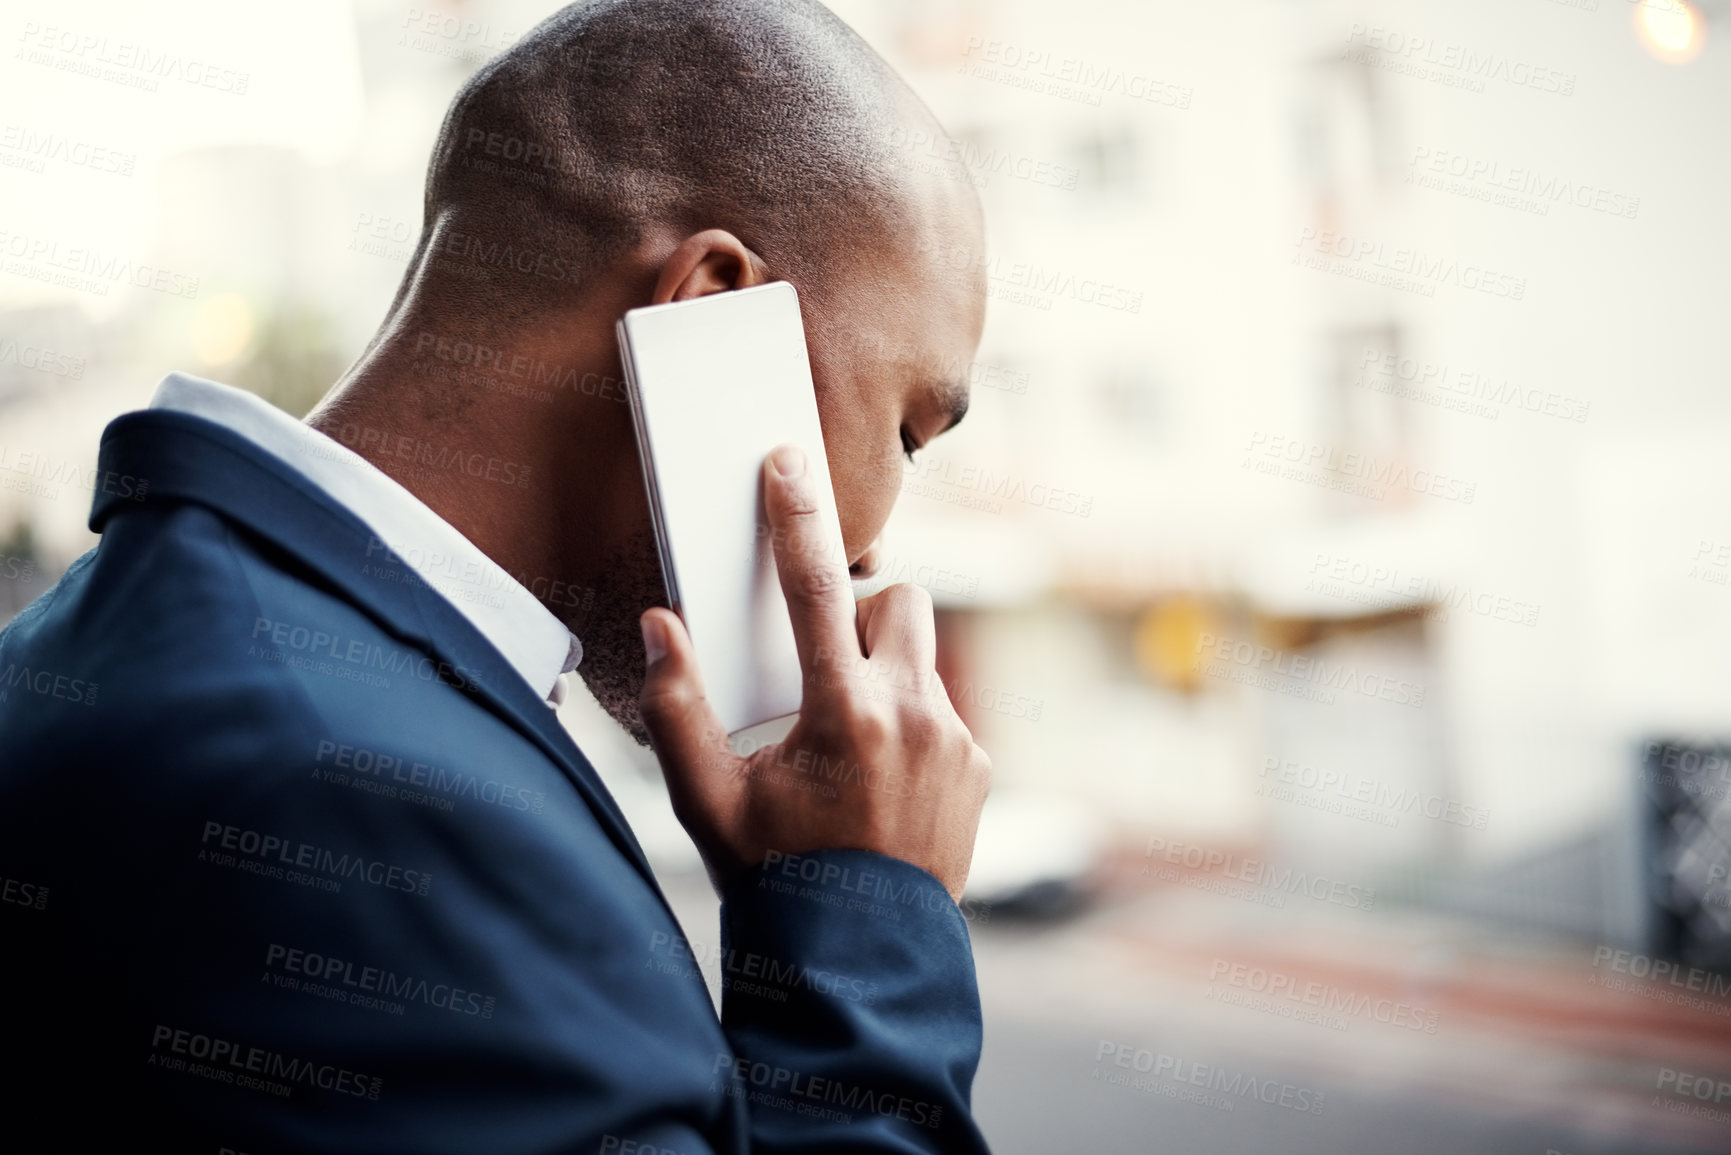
189 292 255 367
1635 0 1706 64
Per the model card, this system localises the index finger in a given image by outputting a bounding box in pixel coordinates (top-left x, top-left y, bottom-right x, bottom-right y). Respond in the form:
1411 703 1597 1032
762 443 859 700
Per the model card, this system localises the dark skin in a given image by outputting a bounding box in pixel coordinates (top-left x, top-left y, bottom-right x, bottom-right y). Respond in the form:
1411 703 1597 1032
308 166 992 898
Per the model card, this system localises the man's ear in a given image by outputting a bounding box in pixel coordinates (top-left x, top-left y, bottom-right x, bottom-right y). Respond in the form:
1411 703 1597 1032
652 229 770 305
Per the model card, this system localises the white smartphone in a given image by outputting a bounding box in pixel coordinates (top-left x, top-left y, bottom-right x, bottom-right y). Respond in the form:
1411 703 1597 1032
616 282 852 735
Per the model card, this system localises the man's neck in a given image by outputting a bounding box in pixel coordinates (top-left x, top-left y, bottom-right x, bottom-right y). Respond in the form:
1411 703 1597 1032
305 312 645 627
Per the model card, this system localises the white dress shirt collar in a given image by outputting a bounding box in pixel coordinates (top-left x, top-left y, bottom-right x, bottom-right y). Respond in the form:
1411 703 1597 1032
148 372 581 704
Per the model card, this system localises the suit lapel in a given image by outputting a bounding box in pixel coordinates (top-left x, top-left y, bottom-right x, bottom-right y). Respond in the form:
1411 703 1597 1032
92 409 664 895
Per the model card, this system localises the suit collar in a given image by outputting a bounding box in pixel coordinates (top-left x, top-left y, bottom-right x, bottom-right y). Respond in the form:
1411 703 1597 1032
147 373 582 699
92 408 663 893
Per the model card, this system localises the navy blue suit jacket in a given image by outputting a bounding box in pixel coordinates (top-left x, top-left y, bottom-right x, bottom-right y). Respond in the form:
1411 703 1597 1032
0 410 989 1153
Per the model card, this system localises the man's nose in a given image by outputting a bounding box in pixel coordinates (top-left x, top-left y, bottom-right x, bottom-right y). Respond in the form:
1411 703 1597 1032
849 537 883 579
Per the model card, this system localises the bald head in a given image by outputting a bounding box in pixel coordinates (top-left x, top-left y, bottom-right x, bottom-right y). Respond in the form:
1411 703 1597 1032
410 0 962 325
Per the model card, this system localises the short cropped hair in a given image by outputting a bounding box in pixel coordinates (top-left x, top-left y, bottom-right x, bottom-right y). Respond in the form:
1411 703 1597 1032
410 0 930 327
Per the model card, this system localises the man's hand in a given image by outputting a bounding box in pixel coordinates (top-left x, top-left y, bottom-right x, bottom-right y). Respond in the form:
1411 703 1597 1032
637 443 991 902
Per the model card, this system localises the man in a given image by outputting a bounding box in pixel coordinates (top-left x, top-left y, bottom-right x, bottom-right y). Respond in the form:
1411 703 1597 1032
0 1 994 1151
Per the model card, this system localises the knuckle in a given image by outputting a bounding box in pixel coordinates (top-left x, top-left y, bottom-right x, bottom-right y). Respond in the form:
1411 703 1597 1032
896 703 946 751
951 715 977 750
792 559 846 603
970 747 993 792
838 699 893 754
971 745 993 778
882 581 934 615
638 679 697 722
799 696 847 735
807 642 857 685
773 476 820 520
863 583 934 635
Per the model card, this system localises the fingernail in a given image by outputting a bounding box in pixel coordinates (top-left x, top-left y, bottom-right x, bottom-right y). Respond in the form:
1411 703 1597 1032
769 444 806 479
640 614 667 666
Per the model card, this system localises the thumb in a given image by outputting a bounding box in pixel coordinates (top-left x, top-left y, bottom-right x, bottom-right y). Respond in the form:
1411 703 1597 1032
637 608 744 838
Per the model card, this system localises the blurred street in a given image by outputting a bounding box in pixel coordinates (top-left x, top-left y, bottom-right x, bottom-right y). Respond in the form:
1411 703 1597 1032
652 860 1731 1154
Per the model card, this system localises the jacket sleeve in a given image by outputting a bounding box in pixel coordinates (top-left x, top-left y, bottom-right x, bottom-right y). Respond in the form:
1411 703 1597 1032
713 848 991 1154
